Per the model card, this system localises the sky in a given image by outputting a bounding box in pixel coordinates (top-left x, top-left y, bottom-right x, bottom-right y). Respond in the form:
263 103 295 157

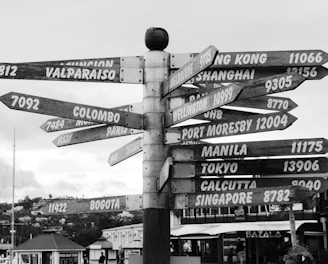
0 0 327 203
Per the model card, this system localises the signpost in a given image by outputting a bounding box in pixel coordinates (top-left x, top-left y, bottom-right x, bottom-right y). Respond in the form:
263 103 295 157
0 92 143 129
169 138 328 160
170 73 305 104
171 177 328 194
172 185 314 209
40 102 143 132
2 28 328 264
167 73 304 122
108 136 143 166
171 157 328 177
0 62 143 83
175 92 298 112
178 66 328 84
34 194 143 215
166 85 209 98
228 95 298 112
157 158 173 191
165 112 297 144
171 49 328 68
53 125 142 147
27 56 144 68
165 83 242 126
40 118 98 132
164 45 218 96
191 108 260 122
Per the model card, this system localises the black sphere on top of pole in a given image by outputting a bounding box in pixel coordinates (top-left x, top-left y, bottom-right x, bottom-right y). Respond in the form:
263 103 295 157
145 27 169 51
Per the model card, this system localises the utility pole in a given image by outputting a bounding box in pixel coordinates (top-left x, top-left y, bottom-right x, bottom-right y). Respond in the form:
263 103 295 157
10 129 16 262
289 205 298 248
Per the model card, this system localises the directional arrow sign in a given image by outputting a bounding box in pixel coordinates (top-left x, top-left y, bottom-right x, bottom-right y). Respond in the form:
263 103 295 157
25 56 143 68
192 108 260 122
188 73 305 101
228 95 298 112
170 138 328 161
171 50 328 68
53 125 142 147
172 185 314 209
40 102 143 132
157 157 173 191
41 118 99 133
108 136 143 166
167 85 210 99
171 95 297 115
237 72 305 100
177 66 328 84
165 112 296 144
171 157 328 177
178 72 304 104
165 83 242 126
0 92 143 129
169 73 303 118
164 45 218 96
34 194 143 215
171 177 328 194
0 62 143 83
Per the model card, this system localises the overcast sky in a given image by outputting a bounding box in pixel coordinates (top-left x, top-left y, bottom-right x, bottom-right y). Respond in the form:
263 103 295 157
0 0 327 203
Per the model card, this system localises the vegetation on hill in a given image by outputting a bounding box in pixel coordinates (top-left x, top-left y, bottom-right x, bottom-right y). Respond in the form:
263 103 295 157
0 196 143 247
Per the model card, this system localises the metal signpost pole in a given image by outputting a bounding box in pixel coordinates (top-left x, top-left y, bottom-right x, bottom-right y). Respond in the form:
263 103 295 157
142 28 170 264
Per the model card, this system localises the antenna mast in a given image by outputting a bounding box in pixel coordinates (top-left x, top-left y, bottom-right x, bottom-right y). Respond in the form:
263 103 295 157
10 129 16 262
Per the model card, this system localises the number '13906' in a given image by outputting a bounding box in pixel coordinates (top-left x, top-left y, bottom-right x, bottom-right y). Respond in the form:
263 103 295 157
283 159 320 173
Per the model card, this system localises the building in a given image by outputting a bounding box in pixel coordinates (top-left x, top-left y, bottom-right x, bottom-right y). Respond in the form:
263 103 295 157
87 237 115 264
13 231 85 264
100 203 328 264
102 223 143 264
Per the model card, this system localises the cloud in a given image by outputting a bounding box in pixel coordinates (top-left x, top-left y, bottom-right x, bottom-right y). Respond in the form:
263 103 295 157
0 157 43 202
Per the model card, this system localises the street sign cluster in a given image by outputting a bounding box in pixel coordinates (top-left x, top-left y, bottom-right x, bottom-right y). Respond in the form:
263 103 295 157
162 48 328 210
0 45 328 213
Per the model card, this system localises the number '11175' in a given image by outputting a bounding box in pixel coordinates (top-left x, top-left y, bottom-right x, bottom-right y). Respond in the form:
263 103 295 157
291 140 323 154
